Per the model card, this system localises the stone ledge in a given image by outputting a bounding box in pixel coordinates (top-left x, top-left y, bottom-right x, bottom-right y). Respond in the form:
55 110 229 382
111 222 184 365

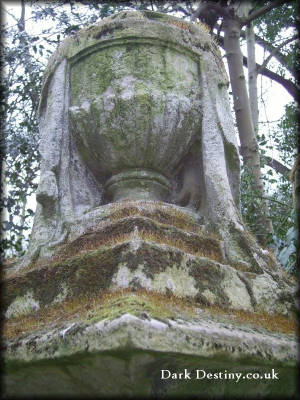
55 215 224 263
4 313 297 366
4 239 296 318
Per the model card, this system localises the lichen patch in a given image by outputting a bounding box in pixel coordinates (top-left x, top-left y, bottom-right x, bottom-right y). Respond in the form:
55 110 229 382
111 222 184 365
5 291 40 319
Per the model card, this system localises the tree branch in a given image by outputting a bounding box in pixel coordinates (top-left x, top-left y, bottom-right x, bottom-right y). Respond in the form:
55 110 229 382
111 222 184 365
245 57 299 102
215 23 297 77
258 34 298 72
17 0 25 32
263 156 291 176
258 196 291 208
241 0 293 26
239 146 290 175
243 31 298 78
1 5 19 22
217 35 299 102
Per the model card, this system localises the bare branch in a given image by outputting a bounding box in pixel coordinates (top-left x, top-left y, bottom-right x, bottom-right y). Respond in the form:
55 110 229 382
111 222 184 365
216 23 297 77
258 196 291 208
216 35 299 102
1 5 19 22
17 0 25 32
239 146 290 175
246 58 299 102
241 30 298 78
264 156 291 176
241 0 293 26
258 34 298 72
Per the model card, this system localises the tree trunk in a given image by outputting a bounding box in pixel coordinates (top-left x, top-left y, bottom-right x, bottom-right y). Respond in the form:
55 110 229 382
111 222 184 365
223 16 273 246
246 21 259 135
18 0 25 32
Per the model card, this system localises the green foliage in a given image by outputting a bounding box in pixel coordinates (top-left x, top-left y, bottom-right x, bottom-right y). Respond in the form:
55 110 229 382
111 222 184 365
272 104 299 274
240 0 298 272
241 165 295 272
277 219 298 274
1 25 42 256
254 0 298 81
255 2 297 42
273 102 299 166
241 102 298 273
240 165 272 246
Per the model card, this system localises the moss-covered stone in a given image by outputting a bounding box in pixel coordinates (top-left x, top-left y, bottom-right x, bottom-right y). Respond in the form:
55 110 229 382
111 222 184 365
5 199 296 321
55 215 223 262
5 291 40 319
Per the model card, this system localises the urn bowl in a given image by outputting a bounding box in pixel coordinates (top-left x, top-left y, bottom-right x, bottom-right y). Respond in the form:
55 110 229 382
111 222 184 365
69 40 202 201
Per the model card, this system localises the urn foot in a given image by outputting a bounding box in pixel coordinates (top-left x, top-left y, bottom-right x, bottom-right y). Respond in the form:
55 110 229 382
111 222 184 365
104 169 172 202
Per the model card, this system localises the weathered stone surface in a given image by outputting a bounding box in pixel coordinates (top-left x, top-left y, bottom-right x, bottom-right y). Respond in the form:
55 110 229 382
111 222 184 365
4 202 297 397
4 201 297 317
5 313 297 365
4 350 298 398
3 308 298 398
19 10 246 267
4 11 298 398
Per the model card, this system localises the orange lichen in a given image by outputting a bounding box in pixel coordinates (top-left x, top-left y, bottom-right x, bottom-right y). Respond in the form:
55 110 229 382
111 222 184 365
108 200 204 234
3 288 196 339
3 288 298 340
206 304 298 336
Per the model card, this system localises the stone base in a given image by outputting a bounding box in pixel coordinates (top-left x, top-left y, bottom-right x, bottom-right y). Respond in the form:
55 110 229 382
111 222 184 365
4 201 297 318
4 311 298 398
3 201 298 397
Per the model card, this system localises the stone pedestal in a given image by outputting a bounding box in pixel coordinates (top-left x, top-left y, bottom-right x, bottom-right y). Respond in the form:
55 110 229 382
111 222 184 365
4 201 297 316
3 201 298 397
4 316 298 398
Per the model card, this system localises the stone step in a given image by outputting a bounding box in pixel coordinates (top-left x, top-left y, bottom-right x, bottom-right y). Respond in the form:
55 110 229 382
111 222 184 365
57 215 225 264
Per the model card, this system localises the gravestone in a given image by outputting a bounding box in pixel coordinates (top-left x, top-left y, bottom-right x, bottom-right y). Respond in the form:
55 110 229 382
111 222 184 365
3 11 297 398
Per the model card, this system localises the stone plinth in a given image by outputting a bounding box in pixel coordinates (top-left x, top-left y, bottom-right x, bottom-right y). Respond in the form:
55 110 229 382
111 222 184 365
3 295 298 398
3 201 298 397
4 201 297 318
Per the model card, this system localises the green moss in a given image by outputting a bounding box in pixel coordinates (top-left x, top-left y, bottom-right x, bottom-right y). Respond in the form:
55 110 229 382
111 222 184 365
70 42 199 101
143 11 166 20
4 289 197 339
54 216 223 262
69 40 201 177
85 291 196 323
224 141 239 172
41 9 224 111
4 287 297 341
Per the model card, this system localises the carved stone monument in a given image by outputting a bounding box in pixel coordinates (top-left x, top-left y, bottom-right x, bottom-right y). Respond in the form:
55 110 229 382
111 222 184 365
4 11 297 398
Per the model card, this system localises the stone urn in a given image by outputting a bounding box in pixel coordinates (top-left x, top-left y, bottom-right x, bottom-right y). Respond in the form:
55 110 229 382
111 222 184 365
22 10 255 264
68 22 202 202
